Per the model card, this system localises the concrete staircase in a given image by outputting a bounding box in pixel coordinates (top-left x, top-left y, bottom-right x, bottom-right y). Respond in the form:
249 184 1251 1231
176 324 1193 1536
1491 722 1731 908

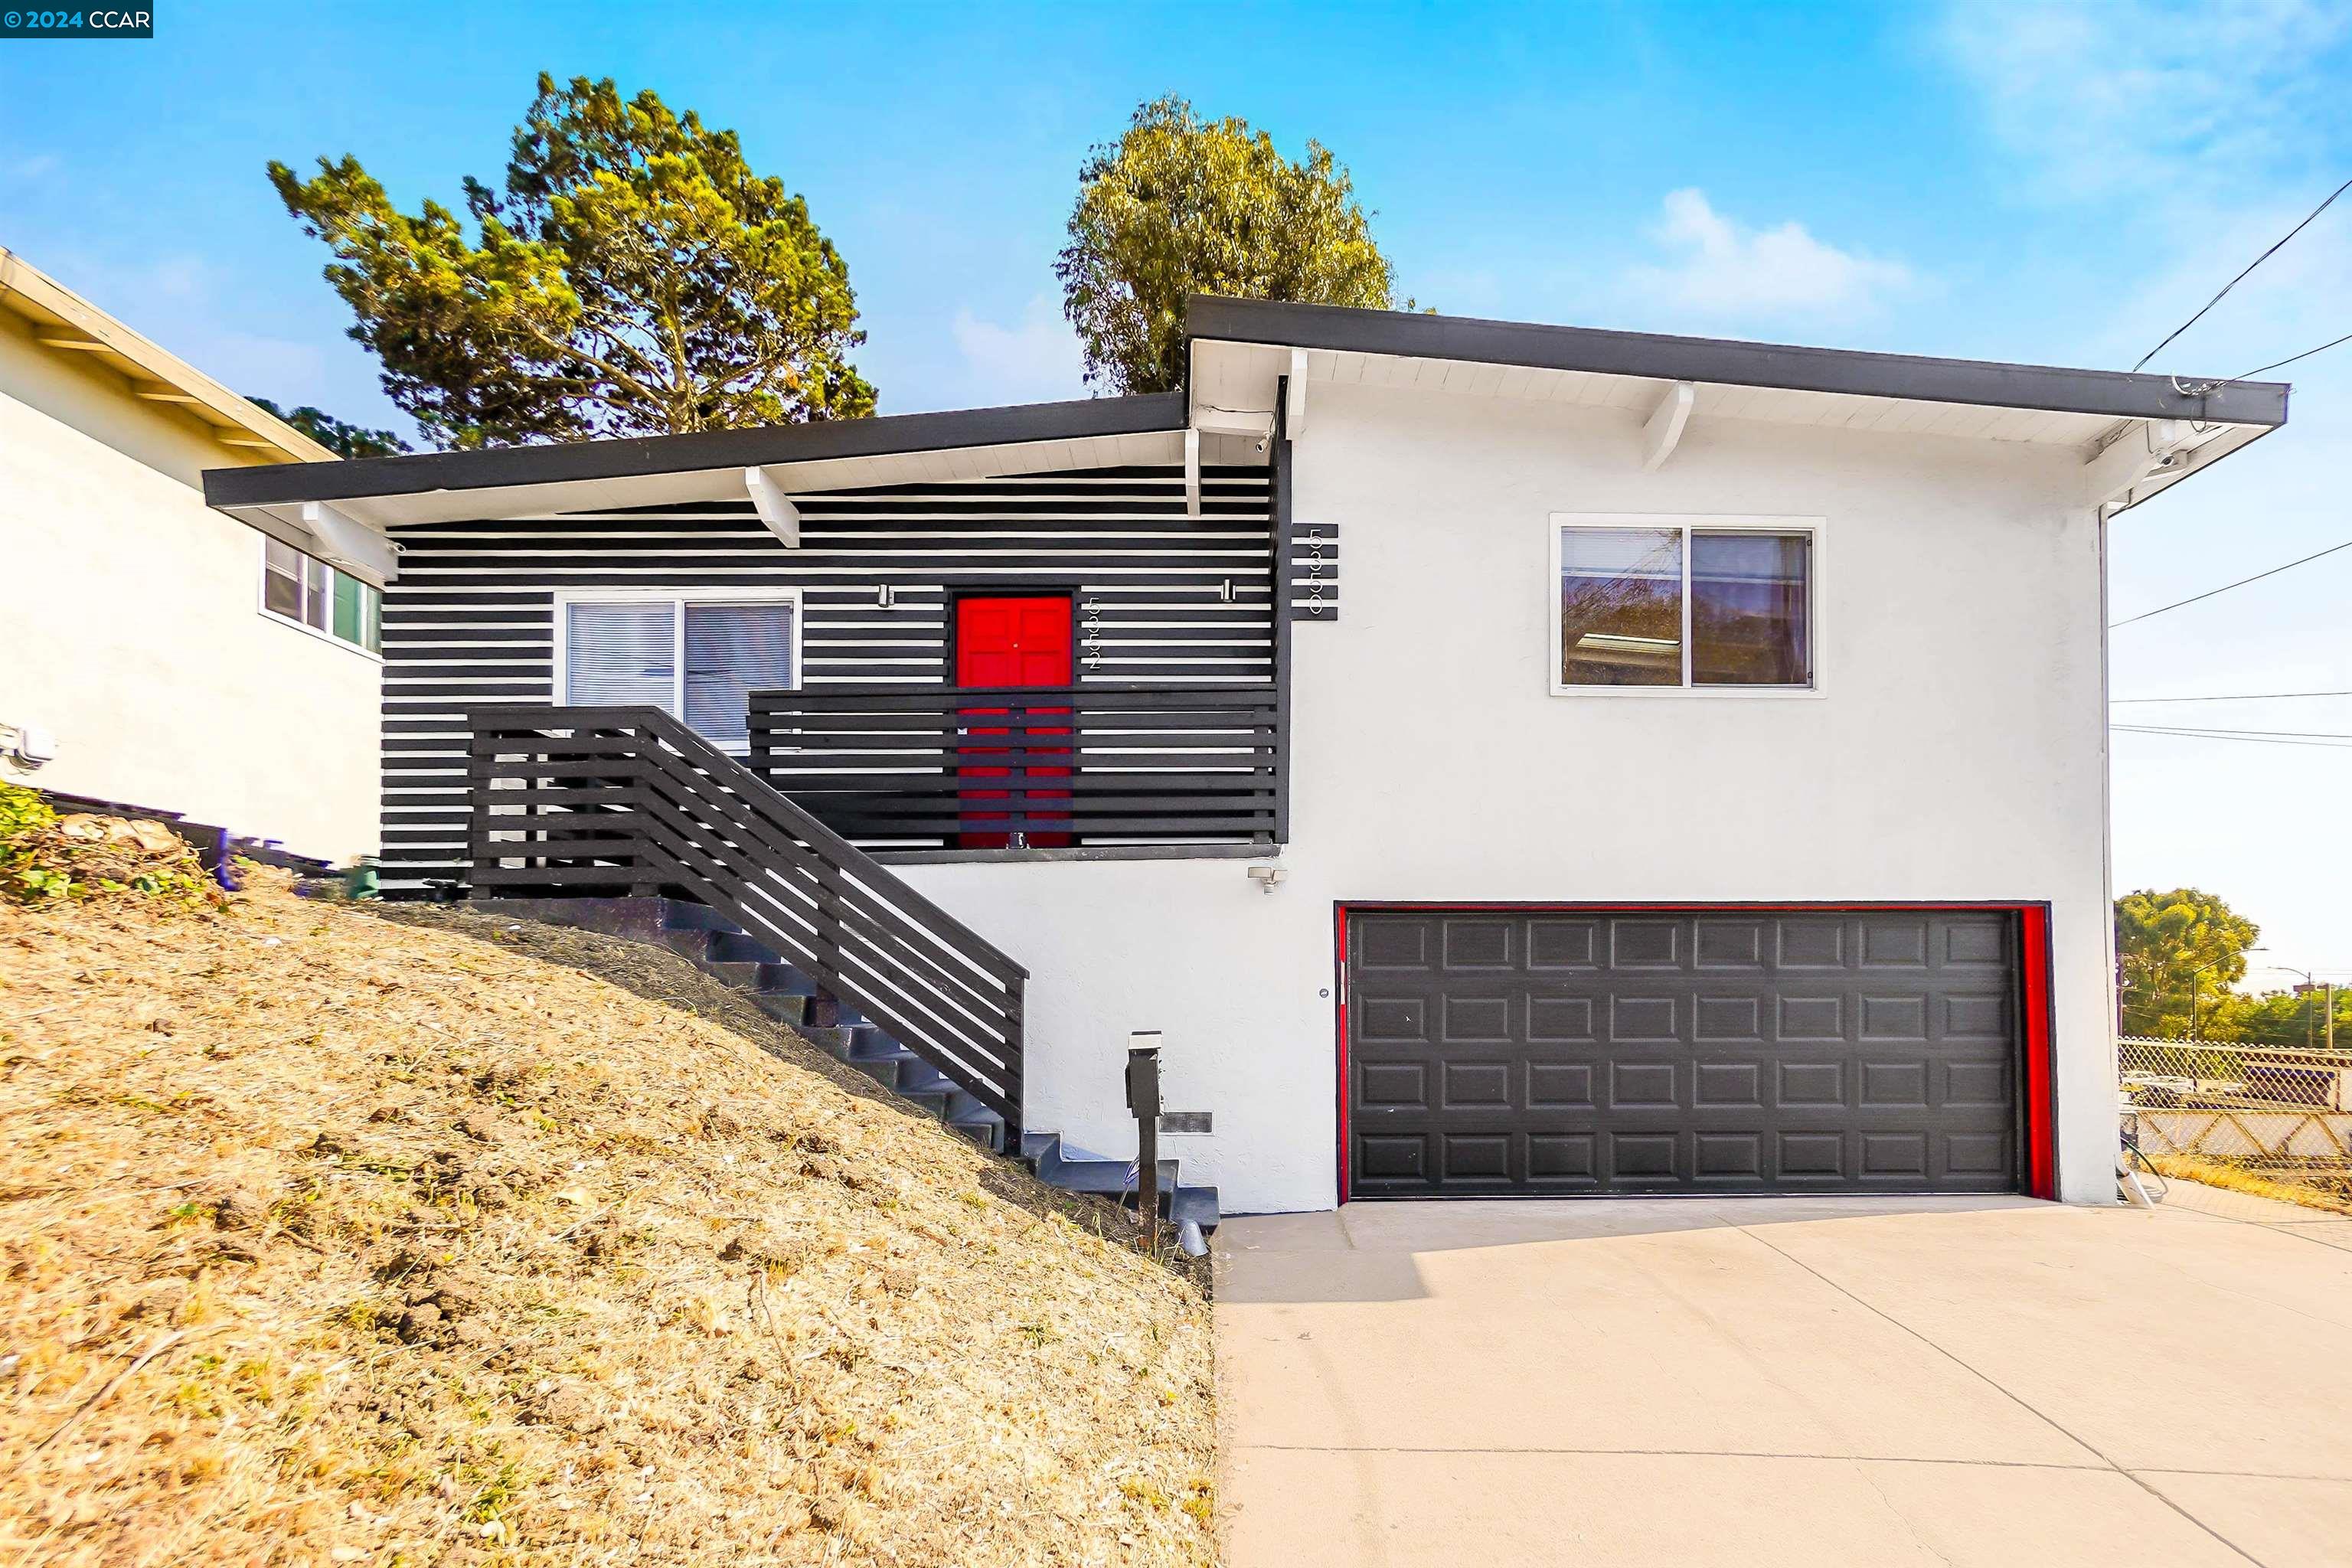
657 899 1013 1151
476 896 1219 1231
1021 1132 1221 1233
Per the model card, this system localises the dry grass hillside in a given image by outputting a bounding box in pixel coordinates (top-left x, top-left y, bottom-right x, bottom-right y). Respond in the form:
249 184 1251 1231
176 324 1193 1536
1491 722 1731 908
0 863 1216 1566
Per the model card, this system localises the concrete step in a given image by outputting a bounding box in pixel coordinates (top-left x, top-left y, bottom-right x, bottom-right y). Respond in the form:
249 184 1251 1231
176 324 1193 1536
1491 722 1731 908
799 1023 880 1059
501 897 1038 1194
897 1086 954 1120
757 964 819 997
752 991 808 1025
709 930 780 964
877 1050 953 1091
1035 1151 1182 1195
660 902 739 933
656 928 717 962
948 1111 1007 1153
1015 1132 1216 1229
849 1050 947 1096
843 1028 904 1063
1168 1186 1220 1230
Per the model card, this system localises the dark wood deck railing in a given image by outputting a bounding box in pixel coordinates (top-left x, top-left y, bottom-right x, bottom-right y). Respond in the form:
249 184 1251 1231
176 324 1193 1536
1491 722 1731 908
466 705 1026 1135
747 683 1281 850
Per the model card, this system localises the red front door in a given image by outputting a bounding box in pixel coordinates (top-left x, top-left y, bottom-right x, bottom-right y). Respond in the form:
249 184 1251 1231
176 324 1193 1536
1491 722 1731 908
955 596 1073 848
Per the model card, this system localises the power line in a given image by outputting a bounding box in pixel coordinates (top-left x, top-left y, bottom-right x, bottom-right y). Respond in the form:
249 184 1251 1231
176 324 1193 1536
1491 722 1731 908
2112 724 2352 748
2109 537 2352 627
2112 690 2352 704
2167 327 2352 400
2134 174 2352 372
2115 733 2352 749
2234 327 2352 382
2115 723 2352 738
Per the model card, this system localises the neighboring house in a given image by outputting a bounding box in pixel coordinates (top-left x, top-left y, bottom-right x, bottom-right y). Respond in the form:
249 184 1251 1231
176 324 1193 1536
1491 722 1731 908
0 246 390 862
204 296 2286 1214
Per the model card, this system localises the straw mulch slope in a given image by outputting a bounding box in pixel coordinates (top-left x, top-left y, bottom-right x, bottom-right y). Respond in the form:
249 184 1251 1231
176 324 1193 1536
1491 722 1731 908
0 873 1215 1567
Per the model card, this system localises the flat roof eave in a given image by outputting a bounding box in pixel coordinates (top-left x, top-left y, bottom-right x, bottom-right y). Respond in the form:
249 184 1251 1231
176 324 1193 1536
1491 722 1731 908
1184 296 2289 429
202 390 1190 512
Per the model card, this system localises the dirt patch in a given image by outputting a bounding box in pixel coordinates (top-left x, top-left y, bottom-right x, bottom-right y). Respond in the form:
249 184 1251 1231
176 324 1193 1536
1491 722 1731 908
375 902 1211 1295
0 873 1215 1566
2144 1152 2352 1216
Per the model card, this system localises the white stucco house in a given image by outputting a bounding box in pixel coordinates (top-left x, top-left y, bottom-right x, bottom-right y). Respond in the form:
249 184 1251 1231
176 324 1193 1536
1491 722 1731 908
202 296 2286 1215
0 246 390 863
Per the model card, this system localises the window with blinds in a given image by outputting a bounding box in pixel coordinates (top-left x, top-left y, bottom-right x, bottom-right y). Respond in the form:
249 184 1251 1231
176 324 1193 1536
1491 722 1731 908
561 596 798 750
564 602 677 709
684 604 796 747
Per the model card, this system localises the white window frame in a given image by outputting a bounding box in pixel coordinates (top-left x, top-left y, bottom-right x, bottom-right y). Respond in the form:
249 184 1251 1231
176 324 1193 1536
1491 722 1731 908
255 534 383 662
552 587 805 751
1547 512 1825 698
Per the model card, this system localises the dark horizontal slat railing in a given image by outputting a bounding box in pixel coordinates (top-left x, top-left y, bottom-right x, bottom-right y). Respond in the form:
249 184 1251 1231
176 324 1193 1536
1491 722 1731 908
465 705 1026 1137
749 682 1282 849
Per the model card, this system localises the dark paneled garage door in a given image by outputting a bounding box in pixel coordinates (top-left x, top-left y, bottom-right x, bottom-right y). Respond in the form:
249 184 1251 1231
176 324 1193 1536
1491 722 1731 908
1346 909 2020 1197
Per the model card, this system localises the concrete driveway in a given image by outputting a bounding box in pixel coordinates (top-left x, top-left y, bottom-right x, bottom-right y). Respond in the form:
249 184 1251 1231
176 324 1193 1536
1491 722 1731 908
1214 1185 2352 1567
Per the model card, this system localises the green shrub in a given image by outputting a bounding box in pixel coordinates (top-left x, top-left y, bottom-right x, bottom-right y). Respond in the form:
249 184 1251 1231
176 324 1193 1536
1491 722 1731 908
0 784 220 908
0 779 56 850
0 782 62 900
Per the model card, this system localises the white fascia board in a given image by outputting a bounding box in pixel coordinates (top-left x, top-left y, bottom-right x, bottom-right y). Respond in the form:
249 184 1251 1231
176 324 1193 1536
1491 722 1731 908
744 465 802 547
1641 381 1697 471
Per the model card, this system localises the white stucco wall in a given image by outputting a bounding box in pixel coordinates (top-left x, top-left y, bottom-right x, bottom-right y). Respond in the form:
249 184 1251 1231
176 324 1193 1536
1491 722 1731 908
906 381 2118 1214
0 311 381 861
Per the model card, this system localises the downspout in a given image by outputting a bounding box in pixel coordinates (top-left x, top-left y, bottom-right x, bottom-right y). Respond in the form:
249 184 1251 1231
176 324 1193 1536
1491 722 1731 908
1271 377 1295 848
2096 498 2118 1204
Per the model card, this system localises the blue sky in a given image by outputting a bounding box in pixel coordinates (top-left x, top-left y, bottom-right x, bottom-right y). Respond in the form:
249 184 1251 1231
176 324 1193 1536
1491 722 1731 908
5 0 2350 974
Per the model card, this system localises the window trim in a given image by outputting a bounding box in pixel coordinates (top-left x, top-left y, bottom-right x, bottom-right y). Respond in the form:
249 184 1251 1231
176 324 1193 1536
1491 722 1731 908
552 587 805 752
256 534 383 662
1547 512 1824 699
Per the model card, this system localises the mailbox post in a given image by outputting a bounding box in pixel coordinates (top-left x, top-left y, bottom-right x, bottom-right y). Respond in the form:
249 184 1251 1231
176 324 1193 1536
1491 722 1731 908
1125 1032 1163 1254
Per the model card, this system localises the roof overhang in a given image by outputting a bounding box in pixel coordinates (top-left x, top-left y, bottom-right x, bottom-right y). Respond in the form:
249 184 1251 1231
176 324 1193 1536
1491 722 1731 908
1185 296 2287 515
0 246 338 465
202 296 2292 559
202 392 1223 534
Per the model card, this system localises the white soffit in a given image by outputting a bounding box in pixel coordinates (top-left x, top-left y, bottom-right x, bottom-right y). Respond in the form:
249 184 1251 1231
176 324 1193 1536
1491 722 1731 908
332 427 1262 528
1190 338 2269 450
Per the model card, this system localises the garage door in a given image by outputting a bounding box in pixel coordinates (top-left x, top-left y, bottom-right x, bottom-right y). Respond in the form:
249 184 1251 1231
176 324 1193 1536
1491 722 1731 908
1345 908 2021 1197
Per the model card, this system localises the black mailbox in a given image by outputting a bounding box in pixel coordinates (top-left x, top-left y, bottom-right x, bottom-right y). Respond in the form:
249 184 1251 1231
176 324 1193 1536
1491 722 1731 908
1125 1044 1161 1121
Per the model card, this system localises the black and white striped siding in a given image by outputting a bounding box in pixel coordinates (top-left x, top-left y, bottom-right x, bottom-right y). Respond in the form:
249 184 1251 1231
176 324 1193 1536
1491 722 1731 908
380 464 1274 895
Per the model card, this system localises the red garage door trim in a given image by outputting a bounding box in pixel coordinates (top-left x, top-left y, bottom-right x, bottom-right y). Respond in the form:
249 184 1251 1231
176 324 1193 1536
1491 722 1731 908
1332 900 2060 1205
2020 905 2056 1201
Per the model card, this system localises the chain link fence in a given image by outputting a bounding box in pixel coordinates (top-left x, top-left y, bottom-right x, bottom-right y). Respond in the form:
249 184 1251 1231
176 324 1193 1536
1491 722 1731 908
2118 1035 2352 1210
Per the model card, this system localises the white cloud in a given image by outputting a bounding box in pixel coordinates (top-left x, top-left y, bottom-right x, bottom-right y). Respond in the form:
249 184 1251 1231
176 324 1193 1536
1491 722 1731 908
1622 189 1915 320
142 252 211 302
1937 0 2347 203
949 292 1085 405
1932 1 2352 970
1934 0 2352 371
